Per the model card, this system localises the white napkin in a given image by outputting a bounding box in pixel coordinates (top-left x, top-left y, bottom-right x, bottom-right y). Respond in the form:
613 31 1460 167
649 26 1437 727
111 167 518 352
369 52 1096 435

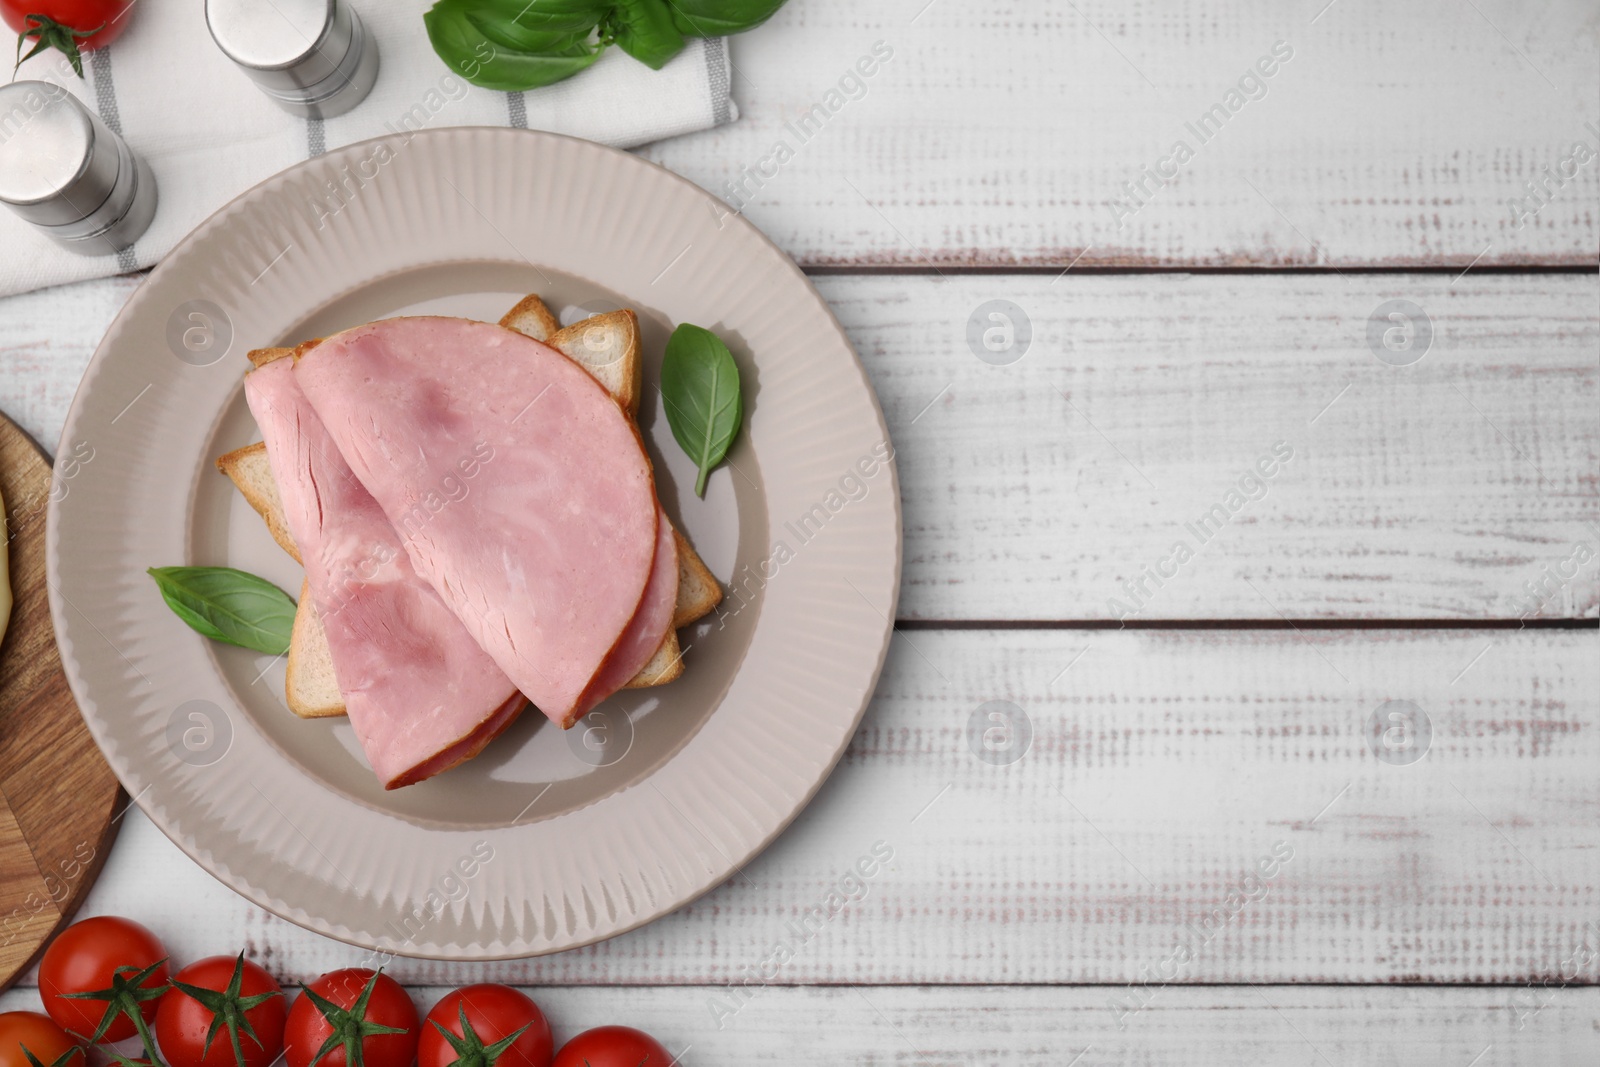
0 1 736 298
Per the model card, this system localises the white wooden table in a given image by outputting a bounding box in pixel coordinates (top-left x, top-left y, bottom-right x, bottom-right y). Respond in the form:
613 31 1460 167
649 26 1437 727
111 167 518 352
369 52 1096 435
3 2 1598 1062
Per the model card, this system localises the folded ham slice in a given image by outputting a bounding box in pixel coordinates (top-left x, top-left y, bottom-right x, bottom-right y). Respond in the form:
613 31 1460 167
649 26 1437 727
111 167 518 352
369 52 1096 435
244 357 524 789
573 504 679 718
294 317 660 729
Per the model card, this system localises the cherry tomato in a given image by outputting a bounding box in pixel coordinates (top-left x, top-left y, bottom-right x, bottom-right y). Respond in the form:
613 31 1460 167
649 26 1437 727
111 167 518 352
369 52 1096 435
0 0 134 52
419 986 551 1067
0 1012 84 1067
285 970 417 1067
156 955 286 1067
38 916 169 1043
551 1027 674 1067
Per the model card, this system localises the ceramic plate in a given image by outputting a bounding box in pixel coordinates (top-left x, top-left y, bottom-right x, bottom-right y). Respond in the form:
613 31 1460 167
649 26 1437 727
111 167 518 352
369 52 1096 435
48 128 900 958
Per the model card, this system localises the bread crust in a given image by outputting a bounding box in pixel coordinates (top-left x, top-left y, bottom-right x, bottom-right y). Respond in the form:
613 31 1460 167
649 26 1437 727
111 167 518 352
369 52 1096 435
548 310 643 417
623 629 686 689
672 527 723 628
216 442 301 564
497 294 560 341
285 580 345 718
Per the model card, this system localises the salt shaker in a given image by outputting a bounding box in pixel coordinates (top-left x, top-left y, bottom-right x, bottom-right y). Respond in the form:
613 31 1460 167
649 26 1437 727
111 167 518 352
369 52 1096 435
0 80 158 256
206 0 380 119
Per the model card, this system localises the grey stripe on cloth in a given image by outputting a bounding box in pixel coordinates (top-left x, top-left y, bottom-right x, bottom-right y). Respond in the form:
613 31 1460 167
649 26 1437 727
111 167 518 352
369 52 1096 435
506 92 528 129
88 47 139 273
307 117 326 157
704 36 731 125
88 47 122 133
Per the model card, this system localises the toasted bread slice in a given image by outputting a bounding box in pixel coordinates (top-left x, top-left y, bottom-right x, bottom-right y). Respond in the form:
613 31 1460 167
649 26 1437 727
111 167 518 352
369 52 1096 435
216 443 300 565
673 528 722 627
217 446 343 718
623 628 685 688
251 341 323 368
247 346 293 369
498 294 559 342
548 311 643 417
230 348 340 717
286 580 344 718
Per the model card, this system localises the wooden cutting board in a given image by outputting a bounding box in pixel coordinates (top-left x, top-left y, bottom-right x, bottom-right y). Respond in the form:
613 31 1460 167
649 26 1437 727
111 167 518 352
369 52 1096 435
0 411 124 992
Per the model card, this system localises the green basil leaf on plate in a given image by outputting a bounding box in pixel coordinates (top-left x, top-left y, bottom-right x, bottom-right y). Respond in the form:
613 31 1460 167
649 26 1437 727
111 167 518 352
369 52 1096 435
660 323 744 497
667 0 789 38
603 0 686 70
148 566 297 656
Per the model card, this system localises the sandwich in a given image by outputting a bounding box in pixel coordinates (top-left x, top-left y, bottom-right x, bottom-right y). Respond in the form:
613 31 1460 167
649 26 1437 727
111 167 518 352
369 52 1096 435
216 296 721 785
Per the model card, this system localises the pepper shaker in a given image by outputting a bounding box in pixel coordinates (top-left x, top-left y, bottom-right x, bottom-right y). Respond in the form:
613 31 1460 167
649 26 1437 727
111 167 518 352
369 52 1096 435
0 81 158 257
206 0 380 119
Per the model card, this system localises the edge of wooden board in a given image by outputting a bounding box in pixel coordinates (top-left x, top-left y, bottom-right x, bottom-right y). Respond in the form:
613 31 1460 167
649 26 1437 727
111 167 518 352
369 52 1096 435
0 412 126 992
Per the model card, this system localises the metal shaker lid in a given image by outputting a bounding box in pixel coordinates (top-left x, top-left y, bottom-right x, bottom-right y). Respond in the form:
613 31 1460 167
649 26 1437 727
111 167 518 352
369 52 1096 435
206 0 354 93
0 81 121 226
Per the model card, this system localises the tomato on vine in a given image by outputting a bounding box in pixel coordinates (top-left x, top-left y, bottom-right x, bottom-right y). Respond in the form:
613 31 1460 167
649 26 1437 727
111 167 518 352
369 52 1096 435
37 917 169 1047
284 971 416 1067
0 1011 84 1067
551 1027 675 1067
156 955 286 1067
2 1 135 77
418 986 551 1067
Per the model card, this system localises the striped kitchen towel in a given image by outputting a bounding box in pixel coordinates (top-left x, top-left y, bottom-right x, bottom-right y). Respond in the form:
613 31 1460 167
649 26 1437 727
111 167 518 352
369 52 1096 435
0 1 737 297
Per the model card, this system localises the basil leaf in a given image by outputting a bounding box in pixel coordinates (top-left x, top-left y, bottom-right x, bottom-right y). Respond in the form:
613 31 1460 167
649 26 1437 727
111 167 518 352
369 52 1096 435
148 566 296 656
461 0 605 50
466 12 593 54
425 0 607 90
660 323 744 497
666 0 788 38
604 0 685 70
433 0 607 37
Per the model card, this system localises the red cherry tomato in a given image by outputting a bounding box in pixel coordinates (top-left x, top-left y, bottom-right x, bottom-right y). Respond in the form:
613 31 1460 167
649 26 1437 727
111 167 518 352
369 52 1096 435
552 1027 674 1067
38 916 169 1043
0 0 134 52
0 1012 84 1067
419 986 551 1067
285 970 417 1067
156 955 286 1067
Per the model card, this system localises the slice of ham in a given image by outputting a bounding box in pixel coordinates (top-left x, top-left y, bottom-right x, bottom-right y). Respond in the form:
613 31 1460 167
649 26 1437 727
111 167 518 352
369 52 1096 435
244 357 523 789
294 316 660 729
572 504 679 718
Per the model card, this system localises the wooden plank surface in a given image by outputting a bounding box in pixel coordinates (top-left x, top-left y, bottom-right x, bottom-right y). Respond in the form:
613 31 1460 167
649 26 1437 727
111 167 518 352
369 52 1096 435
17 629 1593 986
2 272 1594 621
0 274 141 453
1 4 1595 1056
3 983 1597 1065
835 272 1599 621
644 0 1600 268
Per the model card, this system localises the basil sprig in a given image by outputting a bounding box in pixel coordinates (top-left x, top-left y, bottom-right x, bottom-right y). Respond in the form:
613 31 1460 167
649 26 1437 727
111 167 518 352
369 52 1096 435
148 566 297 656
660 323 744 497
425 0 788 90
424 0 607 91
